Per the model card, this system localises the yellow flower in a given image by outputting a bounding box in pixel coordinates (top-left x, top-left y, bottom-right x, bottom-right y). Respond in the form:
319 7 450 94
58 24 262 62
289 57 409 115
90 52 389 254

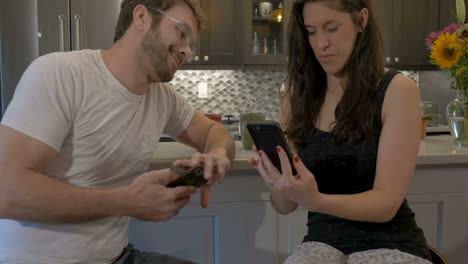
431 32 463 69
456 66 468 78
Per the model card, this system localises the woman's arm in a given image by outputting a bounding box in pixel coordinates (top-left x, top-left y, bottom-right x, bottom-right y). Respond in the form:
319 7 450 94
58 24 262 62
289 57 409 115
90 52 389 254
305 75 421 222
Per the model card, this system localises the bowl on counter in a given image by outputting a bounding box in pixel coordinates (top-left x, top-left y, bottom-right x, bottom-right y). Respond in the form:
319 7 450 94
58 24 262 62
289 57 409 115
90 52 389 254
205 114 222 122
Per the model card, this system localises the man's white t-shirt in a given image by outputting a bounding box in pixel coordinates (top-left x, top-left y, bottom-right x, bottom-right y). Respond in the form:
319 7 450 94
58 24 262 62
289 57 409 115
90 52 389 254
0 50 195 264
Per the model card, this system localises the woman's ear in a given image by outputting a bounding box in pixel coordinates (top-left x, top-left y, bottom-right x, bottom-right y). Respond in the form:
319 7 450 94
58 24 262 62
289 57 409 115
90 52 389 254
359 8 369 32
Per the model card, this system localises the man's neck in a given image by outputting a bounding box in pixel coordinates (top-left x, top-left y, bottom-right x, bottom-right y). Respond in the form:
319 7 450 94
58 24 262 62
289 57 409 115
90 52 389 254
101 43 153 95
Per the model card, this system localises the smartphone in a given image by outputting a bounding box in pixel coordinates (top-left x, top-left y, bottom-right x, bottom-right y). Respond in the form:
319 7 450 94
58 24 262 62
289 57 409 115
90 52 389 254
167 166 207 188
246 120 296 175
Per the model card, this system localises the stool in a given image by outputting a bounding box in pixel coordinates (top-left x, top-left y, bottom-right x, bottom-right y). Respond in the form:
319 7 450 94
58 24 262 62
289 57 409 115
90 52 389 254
428 245 448 264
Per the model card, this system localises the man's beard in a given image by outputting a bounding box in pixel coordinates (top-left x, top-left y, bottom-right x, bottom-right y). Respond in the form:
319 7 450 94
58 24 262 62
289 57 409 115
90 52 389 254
141 29 180 82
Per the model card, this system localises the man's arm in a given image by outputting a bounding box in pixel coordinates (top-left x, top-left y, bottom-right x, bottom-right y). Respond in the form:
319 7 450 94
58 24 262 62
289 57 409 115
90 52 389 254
0 125 196 223
174 111 235 208
176 111 235 164
0 125 124 222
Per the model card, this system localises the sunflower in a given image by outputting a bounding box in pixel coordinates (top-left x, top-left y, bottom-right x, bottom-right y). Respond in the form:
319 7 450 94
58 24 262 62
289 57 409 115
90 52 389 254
431 32 463 69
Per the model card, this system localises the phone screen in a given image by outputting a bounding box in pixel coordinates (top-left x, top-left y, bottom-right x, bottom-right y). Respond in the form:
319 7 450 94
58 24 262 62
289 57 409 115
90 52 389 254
247 121 296 175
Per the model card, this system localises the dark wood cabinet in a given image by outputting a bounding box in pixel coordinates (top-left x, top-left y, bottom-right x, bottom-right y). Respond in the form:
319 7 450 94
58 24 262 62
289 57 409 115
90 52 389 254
374 0 439 68
183 0 460 68
439 0 468 28
241 0 292 65
185 0 242 66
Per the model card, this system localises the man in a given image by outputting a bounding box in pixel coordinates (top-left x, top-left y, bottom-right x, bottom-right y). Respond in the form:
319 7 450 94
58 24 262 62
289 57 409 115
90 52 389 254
0 0 235 263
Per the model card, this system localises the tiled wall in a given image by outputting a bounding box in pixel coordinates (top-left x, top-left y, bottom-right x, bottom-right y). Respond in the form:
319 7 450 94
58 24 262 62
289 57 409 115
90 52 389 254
170 70 285 120
170 70 420 121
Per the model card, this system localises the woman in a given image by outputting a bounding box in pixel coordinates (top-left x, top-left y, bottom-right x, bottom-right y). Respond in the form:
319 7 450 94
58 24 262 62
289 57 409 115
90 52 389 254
249 0 432 263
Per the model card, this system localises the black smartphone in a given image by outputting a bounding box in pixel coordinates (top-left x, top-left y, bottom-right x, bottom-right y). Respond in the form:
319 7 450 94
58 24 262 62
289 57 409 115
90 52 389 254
167 166 207 188
246 120 296 175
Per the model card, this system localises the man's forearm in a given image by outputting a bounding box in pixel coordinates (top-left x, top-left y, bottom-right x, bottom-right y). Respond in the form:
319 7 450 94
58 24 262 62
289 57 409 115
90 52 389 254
204 123 235 161
0 168 128 224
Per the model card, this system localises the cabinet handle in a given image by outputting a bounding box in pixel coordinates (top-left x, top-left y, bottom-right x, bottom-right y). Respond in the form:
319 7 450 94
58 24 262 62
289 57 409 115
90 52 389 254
203 56 209 62
58 15 65 52
394 57 400 63
385 57 391 63
73 15 81 50
194 56 199 62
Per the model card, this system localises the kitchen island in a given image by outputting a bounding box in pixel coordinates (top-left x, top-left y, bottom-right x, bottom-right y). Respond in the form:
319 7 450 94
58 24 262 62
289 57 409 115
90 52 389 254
128 135 468 264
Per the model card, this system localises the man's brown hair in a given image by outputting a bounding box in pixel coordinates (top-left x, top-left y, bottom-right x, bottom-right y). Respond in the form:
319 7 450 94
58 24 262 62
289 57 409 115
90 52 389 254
114 0 206 43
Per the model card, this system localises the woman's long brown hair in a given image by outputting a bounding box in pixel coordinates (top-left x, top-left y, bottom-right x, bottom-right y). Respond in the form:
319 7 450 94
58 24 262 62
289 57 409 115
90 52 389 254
284 0 385 147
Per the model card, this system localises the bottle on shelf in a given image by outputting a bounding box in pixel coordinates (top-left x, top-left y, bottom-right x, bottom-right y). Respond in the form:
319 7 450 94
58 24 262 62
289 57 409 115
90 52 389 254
272 38 278 55
263 37 269 54
252 32 261 55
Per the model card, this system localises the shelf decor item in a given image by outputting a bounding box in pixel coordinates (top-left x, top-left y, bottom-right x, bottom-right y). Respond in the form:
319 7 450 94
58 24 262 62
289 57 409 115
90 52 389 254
425 0 468 146
421 113 441 140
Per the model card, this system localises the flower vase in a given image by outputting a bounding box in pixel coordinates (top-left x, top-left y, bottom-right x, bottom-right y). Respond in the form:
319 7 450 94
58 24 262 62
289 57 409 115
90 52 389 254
446 90 468 146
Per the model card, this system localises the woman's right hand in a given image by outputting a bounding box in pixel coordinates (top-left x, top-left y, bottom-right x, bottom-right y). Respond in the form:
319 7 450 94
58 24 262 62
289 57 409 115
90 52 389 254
249 145 323 213
248 146 299 214
248 145 279 188
125 169 198 222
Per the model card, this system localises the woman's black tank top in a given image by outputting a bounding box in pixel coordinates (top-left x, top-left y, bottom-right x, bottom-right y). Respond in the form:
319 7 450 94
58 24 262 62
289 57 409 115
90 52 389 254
299 70 432 261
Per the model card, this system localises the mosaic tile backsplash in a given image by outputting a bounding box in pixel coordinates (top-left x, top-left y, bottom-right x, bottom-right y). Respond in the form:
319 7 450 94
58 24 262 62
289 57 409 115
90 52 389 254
170 70 419 121
171 70 285 120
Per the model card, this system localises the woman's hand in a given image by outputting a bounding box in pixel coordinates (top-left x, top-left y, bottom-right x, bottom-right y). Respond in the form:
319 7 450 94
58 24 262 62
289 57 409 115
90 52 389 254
248 145 279 188
250 146 323 212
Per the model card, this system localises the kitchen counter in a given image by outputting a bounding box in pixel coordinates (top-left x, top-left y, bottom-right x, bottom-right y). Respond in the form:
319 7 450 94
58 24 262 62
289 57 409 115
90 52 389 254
151 135 468 169
138 135 468 264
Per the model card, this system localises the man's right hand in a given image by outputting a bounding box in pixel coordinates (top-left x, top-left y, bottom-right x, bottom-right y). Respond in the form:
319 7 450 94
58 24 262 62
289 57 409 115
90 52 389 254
125 169 197 222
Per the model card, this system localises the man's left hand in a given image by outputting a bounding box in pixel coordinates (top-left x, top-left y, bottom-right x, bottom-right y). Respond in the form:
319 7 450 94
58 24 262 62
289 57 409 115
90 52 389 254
173 148 230 208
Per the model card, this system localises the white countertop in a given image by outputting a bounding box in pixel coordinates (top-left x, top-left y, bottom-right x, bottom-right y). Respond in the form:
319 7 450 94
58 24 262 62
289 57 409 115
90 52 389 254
417 135 468 165
151 135 468 170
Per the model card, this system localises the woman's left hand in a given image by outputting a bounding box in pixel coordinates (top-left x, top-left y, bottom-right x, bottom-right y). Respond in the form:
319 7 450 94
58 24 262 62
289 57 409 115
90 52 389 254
259 146 323 211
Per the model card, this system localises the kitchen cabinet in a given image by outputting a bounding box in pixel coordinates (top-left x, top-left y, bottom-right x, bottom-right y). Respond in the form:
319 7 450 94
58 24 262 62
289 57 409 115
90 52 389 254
439 0 468 28
129 139 468 263
185 0 242 66
241 0 292 65
0 1 38 116
129 201 279 264
129 161 468 264
38 0 241 65
128 172 280 264
374 0 439 68
37 0 120 55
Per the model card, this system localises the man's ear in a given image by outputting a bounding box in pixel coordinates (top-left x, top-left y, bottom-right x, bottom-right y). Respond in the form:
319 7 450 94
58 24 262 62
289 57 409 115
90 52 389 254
133 4 153 32
359 8 369 32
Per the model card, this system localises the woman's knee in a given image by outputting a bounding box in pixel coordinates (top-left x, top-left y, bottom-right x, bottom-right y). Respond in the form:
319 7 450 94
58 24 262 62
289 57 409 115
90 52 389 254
284 242 346 264
347 249 432 264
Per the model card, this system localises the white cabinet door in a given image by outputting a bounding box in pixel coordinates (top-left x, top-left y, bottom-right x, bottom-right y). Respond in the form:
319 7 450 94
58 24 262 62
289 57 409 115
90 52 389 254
277 208 308 262
128 200 279 264
408 165 468 264
131 164 468 264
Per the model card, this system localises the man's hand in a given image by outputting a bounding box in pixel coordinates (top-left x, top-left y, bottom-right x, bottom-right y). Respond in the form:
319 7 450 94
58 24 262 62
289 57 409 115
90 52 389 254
126 169 198 222
172 148 231 208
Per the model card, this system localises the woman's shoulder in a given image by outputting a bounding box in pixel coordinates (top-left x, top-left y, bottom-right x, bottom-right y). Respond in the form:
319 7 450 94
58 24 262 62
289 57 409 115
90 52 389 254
381 69 420 116
390 72 418 95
